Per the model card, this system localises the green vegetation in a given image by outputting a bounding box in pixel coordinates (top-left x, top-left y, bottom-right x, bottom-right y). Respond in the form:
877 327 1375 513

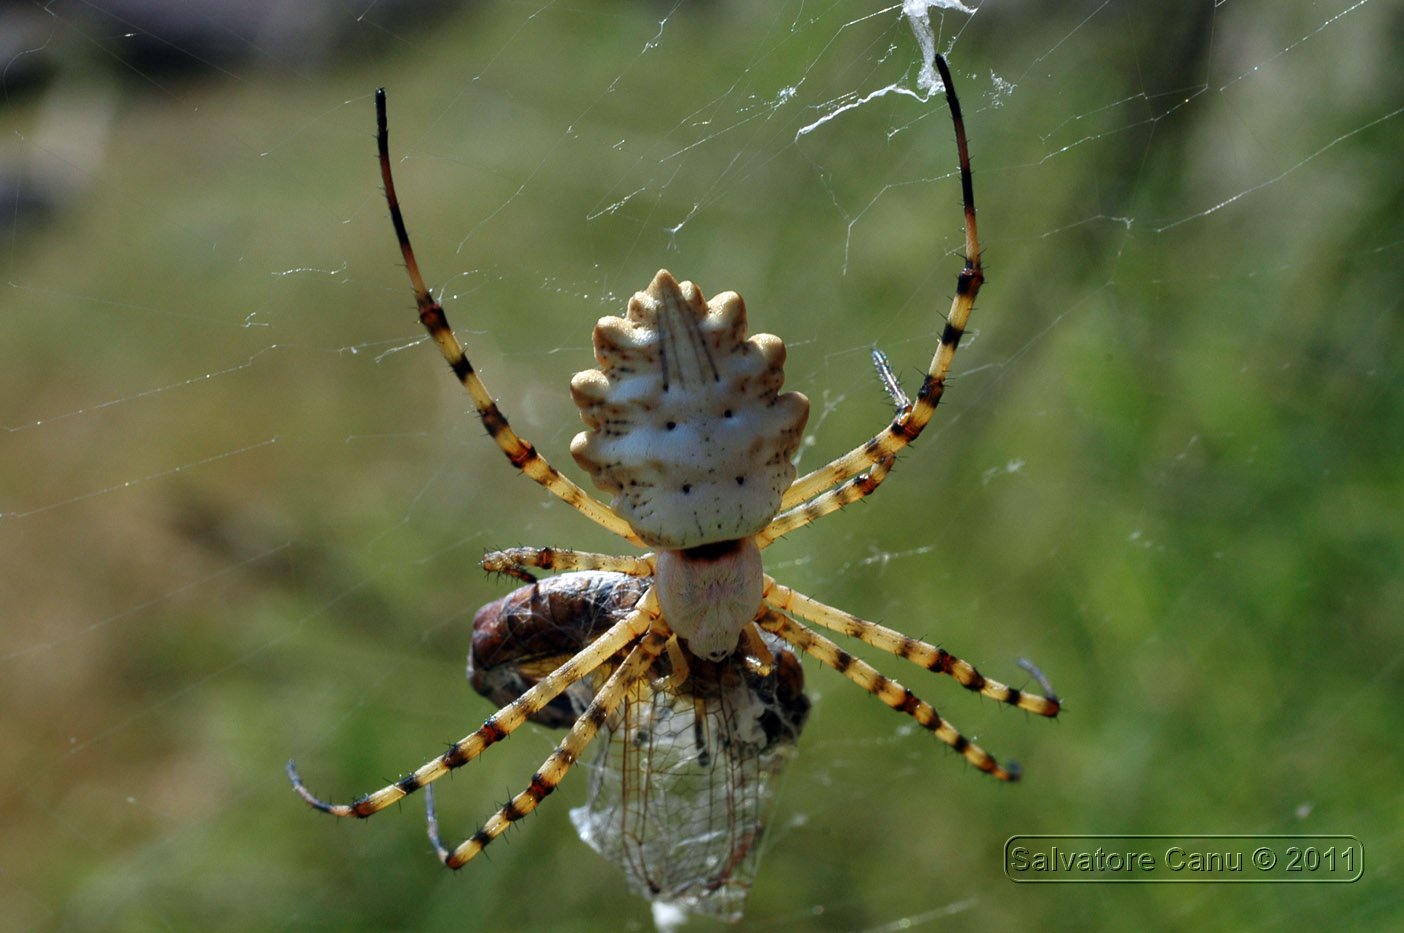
2 2 1399 929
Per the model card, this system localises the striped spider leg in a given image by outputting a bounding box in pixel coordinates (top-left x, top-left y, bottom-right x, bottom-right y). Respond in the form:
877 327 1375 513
447 568 808 920
762 55 983 543
371 90 645 550
289 53 1059 920
288 589 660 817
287 90 661 839
481 546 654 583
426 616 675 867
759 583 1060 781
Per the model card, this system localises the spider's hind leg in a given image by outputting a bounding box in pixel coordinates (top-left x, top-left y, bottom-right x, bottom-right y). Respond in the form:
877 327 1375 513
758 610 1023 781
763 578 1060 718
288 593 660 819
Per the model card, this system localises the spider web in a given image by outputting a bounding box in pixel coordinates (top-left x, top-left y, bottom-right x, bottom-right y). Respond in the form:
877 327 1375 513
3 1 1401 929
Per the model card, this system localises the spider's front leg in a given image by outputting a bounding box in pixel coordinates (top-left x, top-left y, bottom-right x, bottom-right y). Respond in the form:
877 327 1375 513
763 577 1061 718
375 89 643 548
777 54 983 520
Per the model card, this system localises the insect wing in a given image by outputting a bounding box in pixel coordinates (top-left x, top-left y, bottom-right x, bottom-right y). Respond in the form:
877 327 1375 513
570 637 809 921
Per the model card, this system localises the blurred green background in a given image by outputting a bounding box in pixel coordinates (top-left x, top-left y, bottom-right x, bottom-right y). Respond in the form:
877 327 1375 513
3 1 1400 930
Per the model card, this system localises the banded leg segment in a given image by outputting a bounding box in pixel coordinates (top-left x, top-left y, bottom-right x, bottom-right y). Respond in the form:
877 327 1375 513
288 590 660 817
763 578 1059 717
482 546 653 581
757 610 1020 780
427 622 672 867
758 456 895 546
761 352 903 545
780 55 982 512
375 89 643 547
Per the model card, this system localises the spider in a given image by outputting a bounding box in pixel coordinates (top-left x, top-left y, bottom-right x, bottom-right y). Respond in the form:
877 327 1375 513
463 567 811 919
289 54 1060 911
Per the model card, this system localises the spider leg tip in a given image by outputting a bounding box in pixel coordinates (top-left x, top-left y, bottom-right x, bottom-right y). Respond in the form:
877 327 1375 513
1016 656 1060 703
287 769 346 815
424 782 439 816
285 759 319 798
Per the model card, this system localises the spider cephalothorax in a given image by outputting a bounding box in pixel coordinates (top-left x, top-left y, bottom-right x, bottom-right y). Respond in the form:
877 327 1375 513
289 55 1061 922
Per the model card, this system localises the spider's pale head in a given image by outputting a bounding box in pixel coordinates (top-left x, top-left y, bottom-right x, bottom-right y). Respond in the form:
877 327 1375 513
653 538 764 660
570 270 810 549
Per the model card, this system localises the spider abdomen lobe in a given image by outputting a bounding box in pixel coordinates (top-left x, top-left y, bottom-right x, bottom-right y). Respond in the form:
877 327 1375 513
570 270 809 549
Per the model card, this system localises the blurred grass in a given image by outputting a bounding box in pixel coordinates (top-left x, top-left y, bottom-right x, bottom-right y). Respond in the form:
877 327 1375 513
2 1 1402 930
